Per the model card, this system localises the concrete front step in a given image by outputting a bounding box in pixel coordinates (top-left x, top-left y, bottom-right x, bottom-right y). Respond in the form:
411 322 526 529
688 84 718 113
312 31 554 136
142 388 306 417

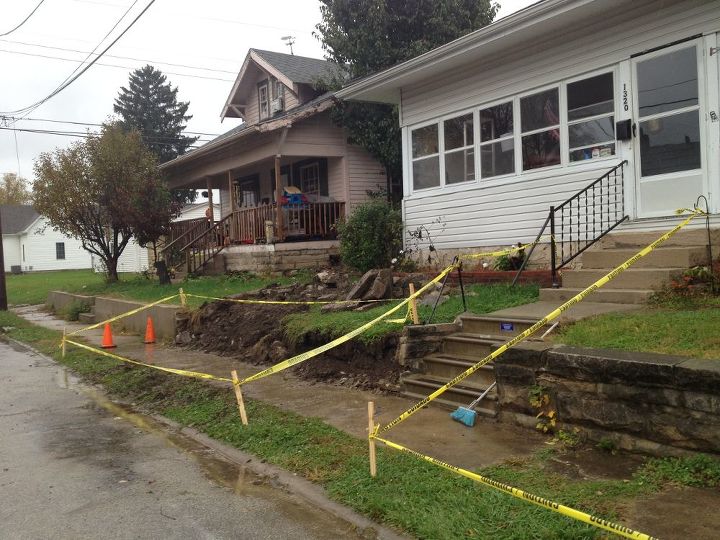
581 246 708 269
442 334 503 357
539 287 653 304
78 312 95 324
596 228 719 249
458 314 547 337
401 374 497 416
561 267 682 290
421 354 496 387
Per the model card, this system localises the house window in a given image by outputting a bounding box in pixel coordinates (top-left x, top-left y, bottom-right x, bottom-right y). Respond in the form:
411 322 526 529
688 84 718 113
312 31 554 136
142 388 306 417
567 72 615 162
411 124 440 190
480 102 514 178
271 78 284 101
258 82 269 119
444 113 474 184
56 242 65 260
299 162 320 195
520 88 561 171
22 244 25 262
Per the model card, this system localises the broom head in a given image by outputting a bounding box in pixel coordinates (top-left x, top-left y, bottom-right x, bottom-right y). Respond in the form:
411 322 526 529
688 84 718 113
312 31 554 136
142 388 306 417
450 406 477 427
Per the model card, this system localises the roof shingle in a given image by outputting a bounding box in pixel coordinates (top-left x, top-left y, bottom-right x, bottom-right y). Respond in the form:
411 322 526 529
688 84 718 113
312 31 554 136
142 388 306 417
0 204 39 234
251 49 340 85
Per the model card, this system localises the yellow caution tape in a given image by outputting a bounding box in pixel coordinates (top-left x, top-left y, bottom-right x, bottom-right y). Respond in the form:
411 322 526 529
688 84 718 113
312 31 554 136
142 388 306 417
67 293 180 336
458 236 548 260
379 208 703 433
372 435 657 540
236 264 457 385
385 304 412 324
185 293 392 305
63 339 232 383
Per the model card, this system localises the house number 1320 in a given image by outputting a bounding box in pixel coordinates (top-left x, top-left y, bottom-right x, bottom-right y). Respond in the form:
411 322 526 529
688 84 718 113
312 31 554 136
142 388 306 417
622 84 628 111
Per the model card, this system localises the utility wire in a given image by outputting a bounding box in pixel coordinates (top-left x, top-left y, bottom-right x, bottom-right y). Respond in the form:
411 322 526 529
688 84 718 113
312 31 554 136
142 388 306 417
0 38 238 75
1 0 158 116
7 116 221 137
0 126 206 147
0 0 47 38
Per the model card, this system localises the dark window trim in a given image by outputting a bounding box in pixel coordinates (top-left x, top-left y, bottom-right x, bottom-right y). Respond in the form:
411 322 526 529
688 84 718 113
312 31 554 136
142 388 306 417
55 242 66 260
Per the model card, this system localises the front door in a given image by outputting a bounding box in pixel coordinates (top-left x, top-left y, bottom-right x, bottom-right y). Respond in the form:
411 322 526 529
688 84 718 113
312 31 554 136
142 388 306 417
631 40 707 217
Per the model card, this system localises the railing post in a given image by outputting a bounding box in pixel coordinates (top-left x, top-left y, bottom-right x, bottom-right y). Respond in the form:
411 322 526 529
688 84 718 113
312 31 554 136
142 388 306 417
549 206 559 288
457 261 467 313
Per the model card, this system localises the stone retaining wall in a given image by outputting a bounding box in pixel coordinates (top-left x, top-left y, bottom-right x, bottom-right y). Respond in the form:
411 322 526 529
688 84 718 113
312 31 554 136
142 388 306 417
223 241 339 274
395 322 459 368
495 345 720 456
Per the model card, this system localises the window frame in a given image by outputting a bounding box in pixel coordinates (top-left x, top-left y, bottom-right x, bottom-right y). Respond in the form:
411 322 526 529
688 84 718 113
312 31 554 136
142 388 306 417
478 97 516 181
298 162 321 195
518 84 563 173
443 111 476 185
258 81 270 120
55 242 65 260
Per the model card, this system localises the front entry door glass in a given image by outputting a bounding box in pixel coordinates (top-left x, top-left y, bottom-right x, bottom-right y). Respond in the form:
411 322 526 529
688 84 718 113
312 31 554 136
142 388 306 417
633 42 705 217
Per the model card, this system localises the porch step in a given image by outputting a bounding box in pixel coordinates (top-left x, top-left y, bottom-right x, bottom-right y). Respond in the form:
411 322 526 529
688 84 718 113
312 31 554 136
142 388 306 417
78 312 95 324
458 314 548 337
596 228 719 249
581 246 708 269
539 287 653 304
560 267 682 290
421 354 496 387
442 334 502 357
401 374 498 417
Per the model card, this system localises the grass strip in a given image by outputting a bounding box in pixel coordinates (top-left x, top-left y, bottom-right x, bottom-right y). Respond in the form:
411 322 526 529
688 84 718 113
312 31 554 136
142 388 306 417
2 310 718 539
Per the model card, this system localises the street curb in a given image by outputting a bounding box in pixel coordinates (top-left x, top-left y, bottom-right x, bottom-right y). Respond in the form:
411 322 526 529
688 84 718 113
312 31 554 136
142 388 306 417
2 335 410 540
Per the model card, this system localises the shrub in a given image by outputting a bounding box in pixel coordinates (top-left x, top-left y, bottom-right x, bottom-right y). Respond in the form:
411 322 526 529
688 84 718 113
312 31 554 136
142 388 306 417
59 300 92 321
337 199 403 272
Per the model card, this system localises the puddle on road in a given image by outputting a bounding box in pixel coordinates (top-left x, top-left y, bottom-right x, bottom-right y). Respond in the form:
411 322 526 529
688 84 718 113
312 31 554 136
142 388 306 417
54 367 367 539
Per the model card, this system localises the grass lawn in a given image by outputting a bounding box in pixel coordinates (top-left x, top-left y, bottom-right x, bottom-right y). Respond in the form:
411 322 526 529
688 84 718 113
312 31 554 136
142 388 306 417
6 269 300 308
2 309 719 539
557 294 720 360
283 283 539 344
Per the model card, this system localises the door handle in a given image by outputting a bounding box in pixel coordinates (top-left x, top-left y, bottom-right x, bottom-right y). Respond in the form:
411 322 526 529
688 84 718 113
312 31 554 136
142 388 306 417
632 122 637 138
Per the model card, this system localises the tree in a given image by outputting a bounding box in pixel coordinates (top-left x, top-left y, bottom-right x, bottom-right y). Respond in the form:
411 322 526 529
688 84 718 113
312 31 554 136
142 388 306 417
0 173 32 205
33 123 176 282
315 0 498 199
114 65 198 204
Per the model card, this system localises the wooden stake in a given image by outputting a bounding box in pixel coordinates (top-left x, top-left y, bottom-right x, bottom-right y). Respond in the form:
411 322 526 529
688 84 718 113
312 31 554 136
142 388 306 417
408 283 420 325
368 401 377 477
62 327 66 358
231 370 249 426
179 288 187 307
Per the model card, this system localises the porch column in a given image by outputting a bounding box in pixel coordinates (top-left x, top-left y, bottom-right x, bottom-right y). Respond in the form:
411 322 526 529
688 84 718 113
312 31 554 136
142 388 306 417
227 170 236 242
206 177 214 222
275 155 284 242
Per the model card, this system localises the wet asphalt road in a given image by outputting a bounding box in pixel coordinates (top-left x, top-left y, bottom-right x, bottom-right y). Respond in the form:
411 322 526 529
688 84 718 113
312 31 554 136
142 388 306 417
0 340 362 540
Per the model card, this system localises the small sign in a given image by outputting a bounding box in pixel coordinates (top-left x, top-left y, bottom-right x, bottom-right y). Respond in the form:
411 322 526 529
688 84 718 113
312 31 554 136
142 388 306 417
500 322 514 332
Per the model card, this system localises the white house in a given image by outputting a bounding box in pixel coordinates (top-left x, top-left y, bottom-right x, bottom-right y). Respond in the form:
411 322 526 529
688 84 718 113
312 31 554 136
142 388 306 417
173 201 220 222
1 205 149 273
338 0 720 255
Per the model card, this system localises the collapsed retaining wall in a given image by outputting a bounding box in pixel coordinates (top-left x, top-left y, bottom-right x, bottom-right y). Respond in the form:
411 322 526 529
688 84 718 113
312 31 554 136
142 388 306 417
224 241 340 273
495 345 720 456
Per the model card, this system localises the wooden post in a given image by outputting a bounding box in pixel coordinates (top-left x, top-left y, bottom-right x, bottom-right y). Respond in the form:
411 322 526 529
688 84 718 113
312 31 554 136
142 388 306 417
179 288 187 308
62 327 66 358
231 370 249 426
227 170 236 242
206 177 214 222
368 401 377 477
408 283 420 325
274 155 283 242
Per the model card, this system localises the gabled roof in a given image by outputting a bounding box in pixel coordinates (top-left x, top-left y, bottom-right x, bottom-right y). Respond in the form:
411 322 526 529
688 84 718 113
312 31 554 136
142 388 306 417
222 49 339 120
0 204 40 234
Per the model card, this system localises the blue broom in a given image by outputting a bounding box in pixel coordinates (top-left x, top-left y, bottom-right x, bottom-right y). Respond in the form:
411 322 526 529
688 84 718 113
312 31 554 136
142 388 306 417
450 382 497 427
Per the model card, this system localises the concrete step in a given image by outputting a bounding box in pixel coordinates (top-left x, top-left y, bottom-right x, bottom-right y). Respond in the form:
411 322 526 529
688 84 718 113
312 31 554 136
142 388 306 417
561 267 682 290
581 246 708 269
442 334 503 357
459 314 547 337
539 287 653 304
597 228 719 249
401 374 497 416
78 312 95 324
421 354 496 387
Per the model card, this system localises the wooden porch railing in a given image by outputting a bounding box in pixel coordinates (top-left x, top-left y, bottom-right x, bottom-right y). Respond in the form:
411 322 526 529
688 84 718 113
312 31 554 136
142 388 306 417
232 201 345 243
180 213 233 275
168 218 207 243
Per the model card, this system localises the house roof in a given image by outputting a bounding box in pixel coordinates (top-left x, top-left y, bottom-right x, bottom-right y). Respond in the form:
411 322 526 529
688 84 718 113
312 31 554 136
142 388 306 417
161 92 336 171
251 49 339 85
0 204 40 234
336 0 610 104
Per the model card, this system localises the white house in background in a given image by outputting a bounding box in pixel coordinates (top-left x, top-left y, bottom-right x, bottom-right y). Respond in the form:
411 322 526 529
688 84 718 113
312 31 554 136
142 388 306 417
173 201 220 222
1 204 149 273
338 0 720 253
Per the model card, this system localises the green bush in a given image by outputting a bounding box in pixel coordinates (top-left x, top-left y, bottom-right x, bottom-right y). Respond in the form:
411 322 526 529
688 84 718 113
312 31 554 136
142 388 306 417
59 300 92 321
337 199 403 272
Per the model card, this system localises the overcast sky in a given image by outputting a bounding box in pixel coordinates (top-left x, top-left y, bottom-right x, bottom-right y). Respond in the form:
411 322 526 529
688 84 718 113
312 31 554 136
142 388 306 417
0 0 536 182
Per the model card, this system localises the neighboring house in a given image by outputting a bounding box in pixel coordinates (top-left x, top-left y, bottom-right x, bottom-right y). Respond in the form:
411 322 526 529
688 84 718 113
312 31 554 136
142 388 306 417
1 204 149 273
174 201 220 221
337 0 720 255
160 49 390 273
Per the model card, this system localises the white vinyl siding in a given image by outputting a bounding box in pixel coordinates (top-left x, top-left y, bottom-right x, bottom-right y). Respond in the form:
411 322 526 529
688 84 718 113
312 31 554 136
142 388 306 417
346 144 387 210
2 236 21 272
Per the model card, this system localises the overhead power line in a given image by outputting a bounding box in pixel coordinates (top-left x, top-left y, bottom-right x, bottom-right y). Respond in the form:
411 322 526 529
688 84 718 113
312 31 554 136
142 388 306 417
0 0 47 38
8 116 221 137
0 126 207 147
1 0 158 116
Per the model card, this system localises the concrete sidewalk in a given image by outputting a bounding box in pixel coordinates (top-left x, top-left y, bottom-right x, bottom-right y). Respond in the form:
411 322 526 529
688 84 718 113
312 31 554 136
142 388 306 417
15 305 544 471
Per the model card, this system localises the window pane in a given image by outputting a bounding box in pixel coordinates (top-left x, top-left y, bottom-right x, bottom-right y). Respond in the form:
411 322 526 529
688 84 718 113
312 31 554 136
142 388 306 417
444 114 473 150
521 88 559 132
569 116 615 148
522 129 560 170
481 140 515 177
412 124 438 158
445 149 474 184
480 102 513 142
413 156 440 189
640 110 700 176
570 143 615 162
637 46 698 117
567 72 614 120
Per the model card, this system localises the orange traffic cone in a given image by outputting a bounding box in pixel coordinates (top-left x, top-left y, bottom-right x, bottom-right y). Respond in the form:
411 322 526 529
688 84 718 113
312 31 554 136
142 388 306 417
144 316 156 344
101 323 116 349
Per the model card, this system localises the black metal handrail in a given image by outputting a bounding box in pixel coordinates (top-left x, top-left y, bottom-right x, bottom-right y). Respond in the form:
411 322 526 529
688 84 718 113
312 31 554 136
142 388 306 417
551 160 629 286
425 257 466 325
